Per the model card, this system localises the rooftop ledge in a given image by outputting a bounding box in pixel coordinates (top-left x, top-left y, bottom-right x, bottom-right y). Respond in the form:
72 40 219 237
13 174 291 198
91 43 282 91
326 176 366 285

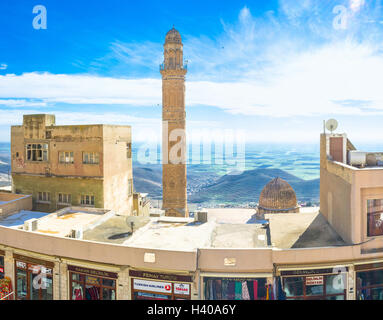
330 160 383 171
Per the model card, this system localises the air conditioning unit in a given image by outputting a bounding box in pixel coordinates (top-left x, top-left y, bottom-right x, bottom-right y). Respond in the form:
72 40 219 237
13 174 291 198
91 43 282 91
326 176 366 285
194 210 208 223
24 218 38 231
69 228 83 239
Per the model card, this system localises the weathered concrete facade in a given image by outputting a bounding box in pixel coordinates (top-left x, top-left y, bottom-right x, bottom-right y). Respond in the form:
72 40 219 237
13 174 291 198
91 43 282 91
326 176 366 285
161 28 188 217
11 114 133 215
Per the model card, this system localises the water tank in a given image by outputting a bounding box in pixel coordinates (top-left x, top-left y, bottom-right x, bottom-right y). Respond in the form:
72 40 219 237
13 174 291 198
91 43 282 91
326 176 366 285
348 151 367 167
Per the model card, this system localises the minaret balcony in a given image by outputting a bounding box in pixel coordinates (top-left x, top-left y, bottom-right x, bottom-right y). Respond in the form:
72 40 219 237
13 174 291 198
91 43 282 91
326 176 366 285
159 63 188 71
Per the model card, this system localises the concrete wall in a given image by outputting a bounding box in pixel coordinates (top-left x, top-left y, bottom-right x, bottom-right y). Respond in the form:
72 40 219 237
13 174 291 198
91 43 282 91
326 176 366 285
0 193 32 216
320 166 353 243
102 125 133 215
11 175 104 212
11 124 104 178
320 134 355 244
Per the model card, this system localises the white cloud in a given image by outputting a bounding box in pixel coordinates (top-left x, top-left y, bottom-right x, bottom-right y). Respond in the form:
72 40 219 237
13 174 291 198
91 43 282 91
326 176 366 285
350 0 365 12
1 40 383 119
0 64 7 70
0 99 47 107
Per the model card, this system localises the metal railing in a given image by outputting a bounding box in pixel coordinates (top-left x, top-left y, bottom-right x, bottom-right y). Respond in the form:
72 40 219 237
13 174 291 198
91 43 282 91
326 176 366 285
159 63 188 71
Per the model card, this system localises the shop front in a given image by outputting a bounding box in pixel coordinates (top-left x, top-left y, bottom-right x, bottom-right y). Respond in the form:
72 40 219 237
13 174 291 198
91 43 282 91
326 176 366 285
14 254 54 300
68 265 117 300
202 274 273 300
356 262 383 300
130 270 192 300
279 267 348 300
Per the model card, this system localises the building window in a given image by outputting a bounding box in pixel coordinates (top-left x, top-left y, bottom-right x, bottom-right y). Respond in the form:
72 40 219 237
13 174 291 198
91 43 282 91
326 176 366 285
128 179 133 196
367 199 383 237
58 193 71 205
282 273 346 300
126 143 132 159
83 152 99 164
59 151 74 164
37 192 51 203
69 269 116 300
26 143 48 162
15 260 53 300
81 195 95 206
0 256 4 279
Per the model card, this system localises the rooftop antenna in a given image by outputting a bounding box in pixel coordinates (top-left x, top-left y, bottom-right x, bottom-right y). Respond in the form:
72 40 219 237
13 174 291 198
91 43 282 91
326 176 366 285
325 119 338 134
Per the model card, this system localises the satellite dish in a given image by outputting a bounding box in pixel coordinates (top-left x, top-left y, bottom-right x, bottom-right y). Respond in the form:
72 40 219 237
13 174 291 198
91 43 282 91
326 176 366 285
326 119 338 133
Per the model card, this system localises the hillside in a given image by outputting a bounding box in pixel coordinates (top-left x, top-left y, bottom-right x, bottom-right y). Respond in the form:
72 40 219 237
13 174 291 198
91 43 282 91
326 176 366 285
188 168 319 205
134 166 319 205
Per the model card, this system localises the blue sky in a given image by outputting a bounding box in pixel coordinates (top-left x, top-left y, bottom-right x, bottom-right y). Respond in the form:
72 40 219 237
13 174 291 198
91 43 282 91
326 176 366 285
1 0 383 145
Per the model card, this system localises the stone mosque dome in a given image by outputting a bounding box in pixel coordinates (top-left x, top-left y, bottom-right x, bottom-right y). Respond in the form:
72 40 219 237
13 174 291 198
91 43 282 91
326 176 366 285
165 27 182 44
258 177 299 214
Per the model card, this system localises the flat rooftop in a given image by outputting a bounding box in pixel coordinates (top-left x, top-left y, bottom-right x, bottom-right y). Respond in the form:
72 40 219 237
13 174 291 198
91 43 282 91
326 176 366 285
0 210 51 228
83 215 151 244
124 217 216 250
0 206 347 250
35 208 106 237
266 209 346 249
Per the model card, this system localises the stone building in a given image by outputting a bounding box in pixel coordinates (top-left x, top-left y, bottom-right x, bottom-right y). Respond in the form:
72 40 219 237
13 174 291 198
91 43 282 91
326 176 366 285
11 114 134 215
160 27 188 217
258 177 300 214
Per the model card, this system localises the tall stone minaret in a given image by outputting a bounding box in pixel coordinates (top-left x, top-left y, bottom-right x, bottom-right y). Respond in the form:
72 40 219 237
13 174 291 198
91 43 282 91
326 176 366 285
160 27 188 217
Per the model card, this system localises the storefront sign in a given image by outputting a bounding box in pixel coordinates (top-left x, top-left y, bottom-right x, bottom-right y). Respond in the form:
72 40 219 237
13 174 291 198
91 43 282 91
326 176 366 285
133 279 173 294
174 283 190 295
280 267 348 276
306 276 323 286
0 267 3 273
129 270 192 283
16 261 27 269
68 265 118 279
26 264 52 274
13 254 54 268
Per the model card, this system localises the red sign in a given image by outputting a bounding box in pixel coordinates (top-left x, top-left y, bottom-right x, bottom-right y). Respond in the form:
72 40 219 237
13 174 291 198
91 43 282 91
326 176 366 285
306 276 323 286
0 267 4 273
174 283 190 295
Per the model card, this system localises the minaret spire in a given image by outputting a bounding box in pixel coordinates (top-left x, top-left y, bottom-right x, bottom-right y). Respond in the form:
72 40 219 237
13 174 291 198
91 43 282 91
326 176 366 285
160 27 188 217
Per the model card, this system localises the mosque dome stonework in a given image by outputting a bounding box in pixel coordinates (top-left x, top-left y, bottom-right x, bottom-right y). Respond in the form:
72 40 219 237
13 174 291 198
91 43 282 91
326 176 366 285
258 177 299 214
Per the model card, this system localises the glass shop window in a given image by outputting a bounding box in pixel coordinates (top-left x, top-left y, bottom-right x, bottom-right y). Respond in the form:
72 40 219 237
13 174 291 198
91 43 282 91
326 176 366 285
283 274 346 300
357 269 383 300
0 256 4 279
71 272 116 300
204 277 268 300
284 277 304 298
26 143 48 162
15 262 53 300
